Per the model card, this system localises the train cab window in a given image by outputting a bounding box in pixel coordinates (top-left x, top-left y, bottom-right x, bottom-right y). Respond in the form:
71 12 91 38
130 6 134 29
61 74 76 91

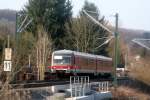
53 55 71 65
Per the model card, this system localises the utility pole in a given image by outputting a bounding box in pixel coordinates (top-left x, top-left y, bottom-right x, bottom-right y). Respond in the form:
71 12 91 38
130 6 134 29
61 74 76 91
7 35 10 48
113 13 119 88
15 12 18 82
15 12 18 44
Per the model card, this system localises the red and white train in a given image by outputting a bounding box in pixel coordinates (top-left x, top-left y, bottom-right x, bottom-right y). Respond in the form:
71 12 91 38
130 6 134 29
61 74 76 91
49 50 113 76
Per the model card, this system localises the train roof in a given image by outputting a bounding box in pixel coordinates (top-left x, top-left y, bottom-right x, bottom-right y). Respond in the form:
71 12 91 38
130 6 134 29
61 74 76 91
53 50 112 61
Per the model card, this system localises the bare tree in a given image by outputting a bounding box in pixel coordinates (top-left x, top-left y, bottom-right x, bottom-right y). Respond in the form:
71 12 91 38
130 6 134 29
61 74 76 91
36 26 52 80
0 26 53 98
65 16 107 54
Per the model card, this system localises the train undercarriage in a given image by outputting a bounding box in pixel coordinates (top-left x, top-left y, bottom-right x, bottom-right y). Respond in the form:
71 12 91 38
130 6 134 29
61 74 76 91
45 70 112 80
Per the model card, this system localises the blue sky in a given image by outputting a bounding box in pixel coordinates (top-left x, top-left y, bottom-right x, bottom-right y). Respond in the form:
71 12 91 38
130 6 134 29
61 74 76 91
0 0 150 31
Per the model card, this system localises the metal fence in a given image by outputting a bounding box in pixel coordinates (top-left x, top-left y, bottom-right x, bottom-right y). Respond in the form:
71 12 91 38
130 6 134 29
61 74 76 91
91 81 109 92
70 76 90 97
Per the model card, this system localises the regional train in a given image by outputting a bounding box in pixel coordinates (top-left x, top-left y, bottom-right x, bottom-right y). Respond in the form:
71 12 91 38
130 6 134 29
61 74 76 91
48 50 113 77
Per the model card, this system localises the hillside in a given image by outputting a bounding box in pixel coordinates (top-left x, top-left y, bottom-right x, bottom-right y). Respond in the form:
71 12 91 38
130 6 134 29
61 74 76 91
119 28 148 44
0 9 16 22
0 9 16 35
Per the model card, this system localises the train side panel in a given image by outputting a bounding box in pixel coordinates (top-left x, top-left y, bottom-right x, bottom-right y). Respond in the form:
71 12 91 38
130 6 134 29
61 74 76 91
74 54 96 73
97 59 104 73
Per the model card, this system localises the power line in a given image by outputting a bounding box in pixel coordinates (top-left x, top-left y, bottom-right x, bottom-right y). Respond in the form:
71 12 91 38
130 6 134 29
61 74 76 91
95 37 113 49
132 38 150 50
82 10 113 34
17 15 28 32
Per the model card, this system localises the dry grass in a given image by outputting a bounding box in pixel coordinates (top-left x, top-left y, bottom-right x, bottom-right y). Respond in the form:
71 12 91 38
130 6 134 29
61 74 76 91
129 57 150 85
111 86 150 100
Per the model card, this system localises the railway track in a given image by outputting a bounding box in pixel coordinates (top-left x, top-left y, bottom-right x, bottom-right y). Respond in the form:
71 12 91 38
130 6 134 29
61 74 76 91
10 80 70 89
10 76 129 89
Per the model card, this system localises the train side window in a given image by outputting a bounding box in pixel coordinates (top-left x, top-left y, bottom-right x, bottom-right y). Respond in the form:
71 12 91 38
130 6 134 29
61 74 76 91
88 59 94 66
83 58 88 66
86 58 88 65
103 61 106 67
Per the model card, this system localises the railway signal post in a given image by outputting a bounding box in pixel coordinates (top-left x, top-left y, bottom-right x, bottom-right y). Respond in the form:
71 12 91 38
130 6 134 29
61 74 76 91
113 13 119 88
3 35 12 91
4 35 12 72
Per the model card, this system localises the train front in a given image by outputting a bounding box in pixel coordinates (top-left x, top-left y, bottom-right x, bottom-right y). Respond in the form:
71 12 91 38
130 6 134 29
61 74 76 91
49 50 74 74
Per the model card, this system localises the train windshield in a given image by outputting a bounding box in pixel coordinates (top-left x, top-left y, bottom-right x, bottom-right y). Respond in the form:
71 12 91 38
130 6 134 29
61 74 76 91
53 55 71 65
